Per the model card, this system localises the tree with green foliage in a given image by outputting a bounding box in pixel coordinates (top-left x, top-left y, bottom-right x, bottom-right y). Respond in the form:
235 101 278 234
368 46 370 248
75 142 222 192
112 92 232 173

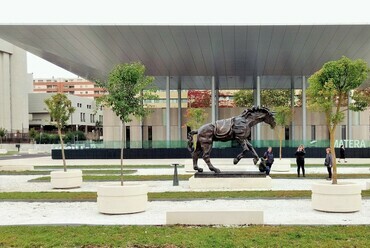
307 56 369 184
185 108 208 149
185 108 208 130
44 94 75 172
95 120 103 141
261 90 291 108
234 90 253 107
0 127 7 147
96 62 158 186
29 128 38 144
274 106 293 159
234 89 291 108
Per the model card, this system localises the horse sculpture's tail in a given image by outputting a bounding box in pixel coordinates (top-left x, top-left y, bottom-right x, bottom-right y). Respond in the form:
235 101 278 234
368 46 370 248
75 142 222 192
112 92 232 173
187 130 198 153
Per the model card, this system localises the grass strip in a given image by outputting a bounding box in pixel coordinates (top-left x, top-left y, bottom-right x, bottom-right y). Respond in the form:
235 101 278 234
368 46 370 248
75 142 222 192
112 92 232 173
0 151 19 157
0 169 137 175
33 164 369 170
29 174 193 182
0 225 369 247
28 173 370 182
34 164 182 169
1 190 369 201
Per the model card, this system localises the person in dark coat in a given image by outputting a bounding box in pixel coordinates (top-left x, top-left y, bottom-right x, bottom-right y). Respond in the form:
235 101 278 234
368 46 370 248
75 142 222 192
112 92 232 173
263 147 274 176
338 145 347 163
325 147 333 180
295 144 306 177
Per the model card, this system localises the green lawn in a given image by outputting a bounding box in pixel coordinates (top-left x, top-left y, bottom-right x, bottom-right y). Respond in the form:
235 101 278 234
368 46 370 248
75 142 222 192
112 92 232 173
34 164 183 169
0 225 369 247
0 151 18 157
1 190 369 201
0 169 137 175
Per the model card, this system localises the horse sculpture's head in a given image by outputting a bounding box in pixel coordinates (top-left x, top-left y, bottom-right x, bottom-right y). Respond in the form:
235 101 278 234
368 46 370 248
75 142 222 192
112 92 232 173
241 106 276 129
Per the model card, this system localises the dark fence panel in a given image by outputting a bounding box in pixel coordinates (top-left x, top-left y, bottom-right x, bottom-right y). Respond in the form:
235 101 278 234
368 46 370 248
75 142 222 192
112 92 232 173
51 147 370 159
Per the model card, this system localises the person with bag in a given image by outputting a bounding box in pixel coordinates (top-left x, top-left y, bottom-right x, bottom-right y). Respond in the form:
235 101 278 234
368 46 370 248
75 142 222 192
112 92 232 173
263 147 274 176
324 147 333 180
338 145 347 163
295 144 306 177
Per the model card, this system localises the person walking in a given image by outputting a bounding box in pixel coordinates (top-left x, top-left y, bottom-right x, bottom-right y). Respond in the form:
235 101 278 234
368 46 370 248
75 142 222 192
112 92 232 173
325 147 333 180
295 144 306 177
338 145 347 163
263 147 274 176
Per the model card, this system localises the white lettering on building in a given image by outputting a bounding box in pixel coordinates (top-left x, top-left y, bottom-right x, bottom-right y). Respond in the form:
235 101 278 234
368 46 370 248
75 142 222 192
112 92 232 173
334 139 366 148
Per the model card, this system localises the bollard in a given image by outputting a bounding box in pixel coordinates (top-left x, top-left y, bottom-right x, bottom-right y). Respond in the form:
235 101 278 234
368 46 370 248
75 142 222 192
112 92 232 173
171 163 179 186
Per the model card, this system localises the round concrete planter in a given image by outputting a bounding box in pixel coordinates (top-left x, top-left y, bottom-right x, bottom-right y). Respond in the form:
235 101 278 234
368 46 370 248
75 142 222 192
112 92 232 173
97 182 148 214
0 149 8 154
50 170 83 189
312 181 362 212
366 181 370 190
271 159 291 172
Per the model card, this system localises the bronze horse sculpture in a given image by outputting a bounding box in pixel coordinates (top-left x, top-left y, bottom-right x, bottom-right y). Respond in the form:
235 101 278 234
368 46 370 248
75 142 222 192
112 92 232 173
187 106 276 173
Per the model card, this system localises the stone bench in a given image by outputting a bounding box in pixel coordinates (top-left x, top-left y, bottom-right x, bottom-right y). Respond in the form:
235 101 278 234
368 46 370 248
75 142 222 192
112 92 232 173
0 165 34 171
189 171 272 190
166 210 264 225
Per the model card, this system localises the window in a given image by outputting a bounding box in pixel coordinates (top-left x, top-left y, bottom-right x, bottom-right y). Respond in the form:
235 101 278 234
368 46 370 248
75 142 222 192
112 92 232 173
80 113 85 122
311 125 316 141
90 114 95 123
148 126 152 141
99 115 103 122
126 126 130 149
87 105 92 109
285 126 290 140
341 125 346 140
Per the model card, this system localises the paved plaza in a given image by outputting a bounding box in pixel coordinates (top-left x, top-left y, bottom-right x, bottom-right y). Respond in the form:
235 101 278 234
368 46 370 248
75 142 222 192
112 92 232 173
0 156 369 226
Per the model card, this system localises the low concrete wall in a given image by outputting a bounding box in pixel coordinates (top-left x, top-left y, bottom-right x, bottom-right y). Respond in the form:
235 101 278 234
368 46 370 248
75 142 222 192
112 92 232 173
1 144 52 153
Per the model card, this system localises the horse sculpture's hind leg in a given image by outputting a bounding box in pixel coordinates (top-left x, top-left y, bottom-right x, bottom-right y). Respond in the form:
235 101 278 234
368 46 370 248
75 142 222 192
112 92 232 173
201 142 220 173
192 141 203 172
233 139 259 165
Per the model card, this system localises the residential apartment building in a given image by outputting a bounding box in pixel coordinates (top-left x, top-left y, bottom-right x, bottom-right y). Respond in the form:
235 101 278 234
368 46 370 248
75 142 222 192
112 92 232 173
33 78 106 98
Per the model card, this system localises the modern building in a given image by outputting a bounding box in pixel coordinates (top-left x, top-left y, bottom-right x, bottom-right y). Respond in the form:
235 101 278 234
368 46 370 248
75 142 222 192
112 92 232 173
29 93 103 138
33 78 106 98
0 38 32 136
0 25 369 148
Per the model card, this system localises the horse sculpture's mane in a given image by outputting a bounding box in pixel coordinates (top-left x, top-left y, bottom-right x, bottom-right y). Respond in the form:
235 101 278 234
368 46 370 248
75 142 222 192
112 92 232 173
240 106 272 118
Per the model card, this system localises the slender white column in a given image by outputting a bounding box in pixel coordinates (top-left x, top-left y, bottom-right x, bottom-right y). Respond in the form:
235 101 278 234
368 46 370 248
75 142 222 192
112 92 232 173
291 77 295 140
255 76 261 140
302 76 307 142
347 91 353 140
211 76 216 123
177 81 182 141
166 76 171 146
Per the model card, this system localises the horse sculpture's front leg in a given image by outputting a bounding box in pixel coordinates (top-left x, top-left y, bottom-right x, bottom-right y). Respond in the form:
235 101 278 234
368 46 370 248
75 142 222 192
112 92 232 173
233 139 259 165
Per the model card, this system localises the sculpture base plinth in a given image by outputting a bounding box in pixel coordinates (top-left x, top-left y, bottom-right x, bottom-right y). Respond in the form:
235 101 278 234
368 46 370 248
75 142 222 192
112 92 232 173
189 171 271 190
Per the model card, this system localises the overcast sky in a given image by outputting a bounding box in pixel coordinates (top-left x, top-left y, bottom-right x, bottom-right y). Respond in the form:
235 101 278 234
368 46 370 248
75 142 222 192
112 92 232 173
3 0 370 78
